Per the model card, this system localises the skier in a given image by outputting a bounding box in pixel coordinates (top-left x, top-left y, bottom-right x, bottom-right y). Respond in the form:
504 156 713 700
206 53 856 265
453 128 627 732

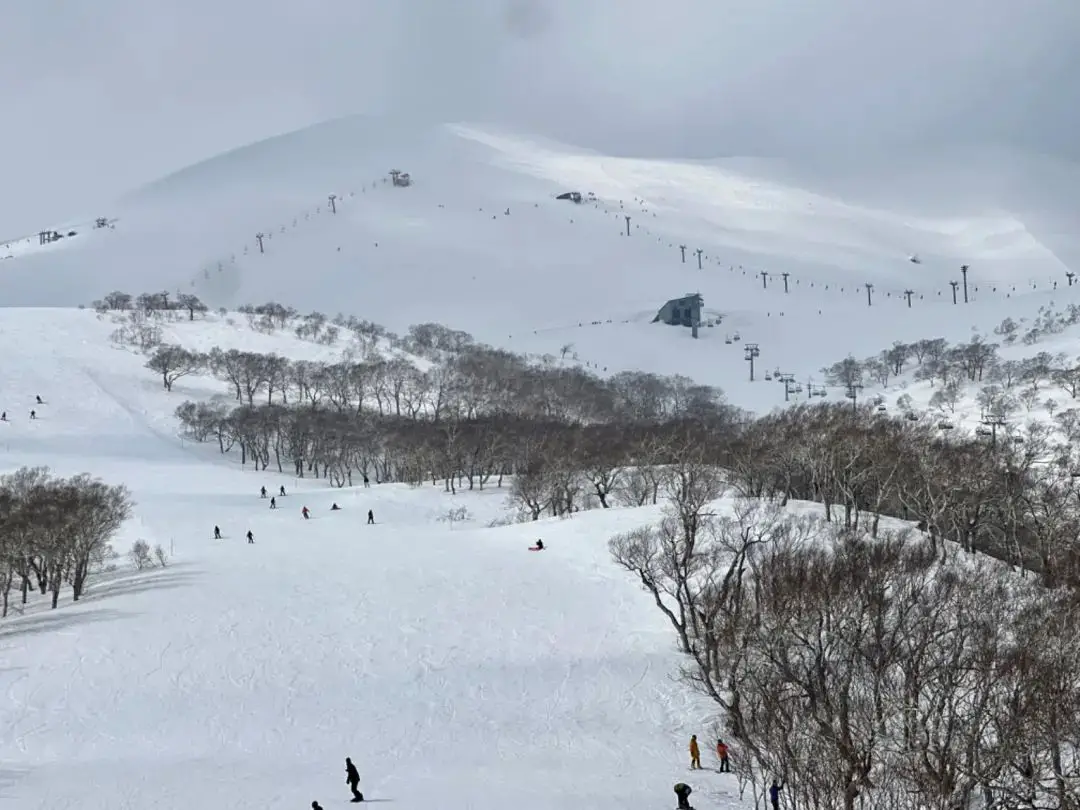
29 410 35 420
246 530 254 544
769 779 783 810
260 486 267 498
312 803 324 810
302 506 310 519
529 539 545 551
331 503 341 511
345 757 364 802
270 497 277 509
689 735 701 769
214 526 222 540
280 485 287 496
1 412 6 421
717 738 730 772
674 782 693 810
35 395 42 404
367 509 374 524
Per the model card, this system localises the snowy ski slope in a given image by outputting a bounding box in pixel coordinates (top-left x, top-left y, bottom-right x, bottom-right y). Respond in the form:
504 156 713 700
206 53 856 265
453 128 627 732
0 309 736 810
1 115 1077 413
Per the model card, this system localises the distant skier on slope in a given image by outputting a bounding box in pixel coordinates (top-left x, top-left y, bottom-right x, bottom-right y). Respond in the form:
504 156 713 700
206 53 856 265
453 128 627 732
261 486 267 498
302 506 310 519
769 779 784 810
214 526 222 539
247 530 254 544
270 497 277 509
345 757 364 802
674 783 693 810
29 410 36 420
367 509 374 524
689 735 701 769
280 485 287 496
331 503 341 511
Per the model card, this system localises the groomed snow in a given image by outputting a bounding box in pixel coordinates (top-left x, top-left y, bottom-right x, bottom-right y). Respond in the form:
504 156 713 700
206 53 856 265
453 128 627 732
0 309 743 810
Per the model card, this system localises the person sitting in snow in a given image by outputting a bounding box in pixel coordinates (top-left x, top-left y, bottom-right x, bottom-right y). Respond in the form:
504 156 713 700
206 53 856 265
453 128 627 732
529 539 544 551
674 783 693 810
331 503 341 511
302 506 310 519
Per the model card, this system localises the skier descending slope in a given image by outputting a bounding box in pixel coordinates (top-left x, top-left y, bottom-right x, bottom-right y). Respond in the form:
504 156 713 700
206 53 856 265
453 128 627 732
345 757 364 802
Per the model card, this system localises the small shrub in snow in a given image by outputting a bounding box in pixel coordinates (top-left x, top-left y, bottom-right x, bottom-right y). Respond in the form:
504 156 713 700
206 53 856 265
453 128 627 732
153 544 169 567
129 540 153 570
437 506 473 529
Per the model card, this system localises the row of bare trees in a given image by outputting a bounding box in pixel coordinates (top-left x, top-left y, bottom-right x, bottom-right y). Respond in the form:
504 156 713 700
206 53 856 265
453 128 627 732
612 490 1080 810
0 467 132 617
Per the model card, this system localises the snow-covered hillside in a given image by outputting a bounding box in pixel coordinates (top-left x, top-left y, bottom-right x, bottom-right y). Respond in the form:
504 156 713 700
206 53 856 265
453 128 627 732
0 308 743 810
1 115 1077 413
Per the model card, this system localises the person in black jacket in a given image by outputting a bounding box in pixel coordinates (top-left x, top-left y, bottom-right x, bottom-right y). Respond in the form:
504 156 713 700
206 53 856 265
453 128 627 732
674 782 693 809
345 757 364 802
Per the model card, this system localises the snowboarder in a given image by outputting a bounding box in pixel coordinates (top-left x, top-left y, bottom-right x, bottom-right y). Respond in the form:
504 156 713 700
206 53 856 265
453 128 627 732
260 486 267 498
1 411 6 421
769 780 783 810
280 485 287 496
270 497 277 509
214 526 222 539
367 509 374 524
302 506 310 519
246 530 254 544
529 539 544 551
689 735 701 769
29 410 35 420
674 782 693 810
331 503 341 511
345 757 364 802
35 395 42 404
717 739 730 772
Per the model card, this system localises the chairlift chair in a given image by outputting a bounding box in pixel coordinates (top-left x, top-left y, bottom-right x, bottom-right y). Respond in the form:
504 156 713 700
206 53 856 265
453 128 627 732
764 373 773 381
725 335 733 344
905 412 919 421
976 427 992 437
733 332 741 341
877 405 887 412
938 420 954 430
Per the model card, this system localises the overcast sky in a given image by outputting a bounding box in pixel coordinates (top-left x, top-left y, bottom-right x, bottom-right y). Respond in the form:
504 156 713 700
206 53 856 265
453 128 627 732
1 0 1077 232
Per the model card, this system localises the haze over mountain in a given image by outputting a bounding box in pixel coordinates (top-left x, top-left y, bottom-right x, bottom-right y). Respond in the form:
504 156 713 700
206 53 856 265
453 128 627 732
2 0 1078 233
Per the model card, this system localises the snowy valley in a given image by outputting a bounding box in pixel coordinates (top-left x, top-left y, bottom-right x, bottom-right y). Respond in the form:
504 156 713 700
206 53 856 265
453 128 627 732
1 115 1080 810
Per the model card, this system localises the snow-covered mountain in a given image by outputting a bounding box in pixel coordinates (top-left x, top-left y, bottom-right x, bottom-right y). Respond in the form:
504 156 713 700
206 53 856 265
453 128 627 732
2 114 1078 415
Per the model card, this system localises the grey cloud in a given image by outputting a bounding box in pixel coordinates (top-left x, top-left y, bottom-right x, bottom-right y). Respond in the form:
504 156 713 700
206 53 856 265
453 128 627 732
0 0 1077 232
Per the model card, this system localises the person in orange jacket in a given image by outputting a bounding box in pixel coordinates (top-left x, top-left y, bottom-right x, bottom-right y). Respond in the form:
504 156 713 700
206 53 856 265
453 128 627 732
689 734 701 769
716 738 730 772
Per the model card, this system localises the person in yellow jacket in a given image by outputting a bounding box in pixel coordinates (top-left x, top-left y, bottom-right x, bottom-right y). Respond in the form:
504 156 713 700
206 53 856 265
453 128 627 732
689 734 701 769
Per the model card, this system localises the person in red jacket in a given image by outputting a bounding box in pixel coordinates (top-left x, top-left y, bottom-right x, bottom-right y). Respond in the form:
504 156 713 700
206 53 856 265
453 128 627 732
302 506 310 519
716 739 730 772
